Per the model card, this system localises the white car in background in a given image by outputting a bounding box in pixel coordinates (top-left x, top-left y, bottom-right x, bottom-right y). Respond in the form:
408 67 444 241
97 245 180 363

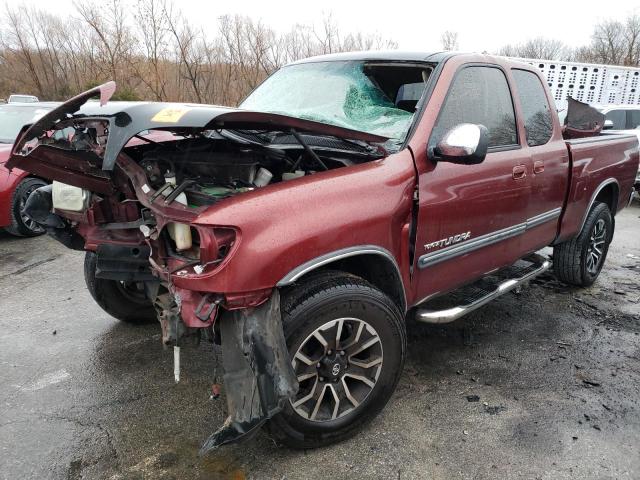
7 94 39 104
598 105 640 139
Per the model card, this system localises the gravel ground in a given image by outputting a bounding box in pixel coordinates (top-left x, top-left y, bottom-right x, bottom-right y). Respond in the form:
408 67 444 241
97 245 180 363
1 204 639 480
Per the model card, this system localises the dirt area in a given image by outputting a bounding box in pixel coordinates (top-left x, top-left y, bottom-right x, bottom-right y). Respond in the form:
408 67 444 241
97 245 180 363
1 204 639 480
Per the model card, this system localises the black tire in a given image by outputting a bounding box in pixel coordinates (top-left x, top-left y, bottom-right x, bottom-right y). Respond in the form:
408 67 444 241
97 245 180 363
84 251 156 323
554 201 613 287
5 177 47 237
267 271 406 448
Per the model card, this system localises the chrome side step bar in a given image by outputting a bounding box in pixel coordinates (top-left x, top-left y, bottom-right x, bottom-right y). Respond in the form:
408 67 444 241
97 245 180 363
415 253 551 324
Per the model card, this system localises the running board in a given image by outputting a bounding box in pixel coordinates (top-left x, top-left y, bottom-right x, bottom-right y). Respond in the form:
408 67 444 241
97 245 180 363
415 253 551 324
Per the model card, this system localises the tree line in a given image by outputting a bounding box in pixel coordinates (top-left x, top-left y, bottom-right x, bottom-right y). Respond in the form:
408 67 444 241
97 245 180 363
0 0 396 104
493 13 640 66
2 2 638 105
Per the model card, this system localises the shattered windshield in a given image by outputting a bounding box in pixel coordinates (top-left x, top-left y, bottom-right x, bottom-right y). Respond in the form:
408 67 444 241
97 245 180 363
240 61 430 146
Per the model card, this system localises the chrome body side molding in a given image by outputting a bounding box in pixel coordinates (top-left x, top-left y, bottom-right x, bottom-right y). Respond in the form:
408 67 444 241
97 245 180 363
418 207 562 269
419 223 526 269
526 207 562 230
277 245 399 286
276 245 406 309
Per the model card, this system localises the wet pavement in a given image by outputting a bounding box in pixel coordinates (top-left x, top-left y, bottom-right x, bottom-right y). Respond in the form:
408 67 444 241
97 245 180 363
1 204 639 480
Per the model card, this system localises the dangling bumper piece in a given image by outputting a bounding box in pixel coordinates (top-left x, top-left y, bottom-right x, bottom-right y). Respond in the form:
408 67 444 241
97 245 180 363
200 291 298 454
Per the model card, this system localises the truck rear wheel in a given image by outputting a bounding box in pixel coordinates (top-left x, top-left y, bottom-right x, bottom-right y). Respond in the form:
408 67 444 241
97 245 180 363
553 201 613 287
267 271 406 448
84 251 156 324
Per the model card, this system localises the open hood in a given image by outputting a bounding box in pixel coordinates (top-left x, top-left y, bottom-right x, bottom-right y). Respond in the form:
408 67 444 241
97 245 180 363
7 81 389 175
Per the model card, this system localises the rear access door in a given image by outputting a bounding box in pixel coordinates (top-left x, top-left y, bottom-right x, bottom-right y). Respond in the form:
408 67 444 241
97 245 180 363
509 68 569 253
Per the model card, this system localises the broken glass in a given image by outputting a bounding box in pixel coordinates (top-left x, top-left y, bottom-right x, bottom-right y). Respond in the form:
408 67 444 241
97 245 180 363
240 61 417 144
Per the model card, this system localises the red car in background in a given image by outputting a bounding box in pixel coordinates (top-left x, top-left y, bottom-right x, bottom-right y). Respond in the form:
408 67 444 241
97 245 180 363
0 102 57 236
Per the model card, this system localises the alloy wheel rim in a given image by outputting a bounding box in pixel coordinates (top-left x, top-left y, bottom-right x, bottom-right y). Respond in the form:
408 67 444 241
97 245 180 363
586 218 606 275
19 185 44 233
290 317 383 422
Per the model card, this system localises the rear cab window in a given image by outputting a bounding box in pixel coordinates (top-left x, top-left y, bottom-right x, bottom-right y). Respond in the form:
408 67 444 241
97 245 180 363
512 69 553 146
431 66 518 149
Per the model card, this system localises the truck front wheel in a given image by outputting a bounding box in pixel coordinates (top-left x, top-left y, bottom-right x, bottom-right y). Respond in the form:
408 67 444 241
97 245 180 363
84 251 156 323
268 271 406 448
554 201 613 287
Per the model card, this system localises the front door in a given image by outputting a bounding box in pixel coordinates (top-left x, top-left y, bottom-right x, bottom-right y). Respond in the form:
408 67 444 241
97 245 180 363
412 65 532 303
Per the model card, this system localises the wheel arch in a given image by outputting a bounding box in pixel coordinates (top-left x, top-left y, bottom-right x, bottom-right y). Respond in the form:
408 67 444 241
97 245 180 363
594 181 619 215
277 245 407 313
579 178 619 234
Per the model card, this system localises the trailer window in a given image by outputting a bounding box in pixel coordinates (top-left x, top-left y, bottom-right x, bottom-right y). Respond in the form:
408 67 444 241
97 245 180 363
512 70 553 146
432 66 517 148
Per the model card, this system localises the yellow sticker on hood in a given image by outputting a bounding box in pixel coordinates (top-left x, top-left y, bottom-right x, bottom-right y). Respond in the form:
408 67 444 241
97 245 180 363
151 107 190 123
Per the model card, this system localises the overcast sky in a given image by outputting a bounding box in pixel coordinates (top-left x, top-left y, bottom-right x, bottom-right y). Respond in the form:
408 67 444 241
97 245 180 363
17 0 640 52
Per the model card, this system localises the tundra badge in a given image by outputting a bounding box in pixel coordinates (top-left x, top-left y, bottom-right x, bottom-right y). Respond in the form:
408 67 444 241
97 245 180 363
424 232 471 250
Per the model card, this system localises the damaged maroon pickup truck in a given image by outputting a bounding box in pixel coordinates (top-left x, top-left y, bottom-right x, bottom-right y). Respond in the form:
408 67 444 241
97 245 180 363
7 52 639 453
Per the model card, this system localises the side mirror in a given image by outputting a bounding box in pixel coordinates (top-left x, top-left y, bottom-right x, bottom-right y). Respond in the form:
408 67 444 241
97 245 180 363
432 123 489 165
603 119 614 130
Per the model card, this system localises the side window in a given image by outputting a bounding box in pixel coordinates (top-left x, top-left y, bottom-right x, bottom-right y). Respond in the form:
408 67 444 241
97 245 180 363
605 110 626 129
433 66 517 148
512 70 553 146
627 110 640 129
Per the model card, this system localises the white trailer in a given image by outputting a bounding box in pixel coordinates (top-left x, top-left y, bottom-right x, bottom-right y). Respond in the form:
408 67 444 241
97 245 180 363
512 58 640 111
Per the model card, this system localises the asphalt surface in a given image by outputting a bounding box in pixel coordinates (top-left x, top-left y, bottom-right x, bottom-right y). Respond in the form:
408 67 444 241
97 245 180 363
1 204 639 480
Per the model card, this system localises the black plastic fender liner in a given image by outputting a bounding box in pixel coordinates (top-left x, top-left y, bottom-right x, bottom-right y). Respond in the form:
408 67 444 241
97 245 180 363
23 185 85 250
200 290 298 455
95 244 156 282
23 184 65 228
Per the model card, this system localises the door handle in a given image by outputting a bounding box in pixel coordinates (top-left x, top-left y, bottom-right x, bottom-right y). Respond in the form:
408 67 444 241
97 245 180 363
534 160 545 174
512 165 527 179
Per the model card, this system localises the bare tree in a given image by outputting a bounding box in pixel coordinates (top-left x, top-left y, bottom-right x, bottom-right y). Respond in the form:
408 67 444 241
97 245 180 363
441 31 459 51
132 0 170 100
498 37 570 60
622 14 640 66
314 13 340 54
74 0 135 88
164 5 205 103
588 20 626 64
1 6 46 97
0 3 398 103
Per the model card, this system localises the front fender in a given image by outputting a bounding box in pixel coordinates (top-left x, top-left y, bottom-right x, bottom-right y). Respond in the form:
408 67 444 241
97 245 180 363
170 149 416 296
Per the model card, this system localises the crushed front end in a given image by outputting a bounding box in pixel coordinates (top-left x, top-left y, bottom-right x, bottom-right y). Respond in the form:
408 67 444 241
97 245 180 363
6 82 387 452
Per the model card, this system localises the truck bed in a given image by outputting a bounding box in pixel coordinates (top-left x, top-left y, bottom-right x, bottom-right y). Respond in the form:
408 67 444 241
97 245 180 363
557 133 639 243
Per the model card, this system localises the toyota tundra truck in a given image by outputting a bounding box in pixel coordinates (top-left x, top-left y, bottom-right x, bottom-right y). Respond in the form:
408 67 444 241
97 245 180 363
6 52 639 453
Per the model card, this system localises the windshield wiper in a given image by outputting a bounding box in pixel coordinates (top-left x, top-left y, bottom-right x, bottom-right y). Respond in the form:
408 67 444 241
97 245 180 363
289 128 328 171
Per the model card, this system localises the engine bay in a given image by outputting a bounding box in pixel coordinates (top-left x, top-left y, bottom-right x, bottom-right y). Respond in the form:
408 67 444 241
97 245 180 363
125 130 384 208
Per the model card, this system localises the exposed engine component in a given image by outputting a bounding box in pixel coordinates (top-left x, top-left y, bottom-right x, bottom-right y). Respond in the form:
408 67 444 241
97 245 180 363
129 132 377 211
253 167 273 187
